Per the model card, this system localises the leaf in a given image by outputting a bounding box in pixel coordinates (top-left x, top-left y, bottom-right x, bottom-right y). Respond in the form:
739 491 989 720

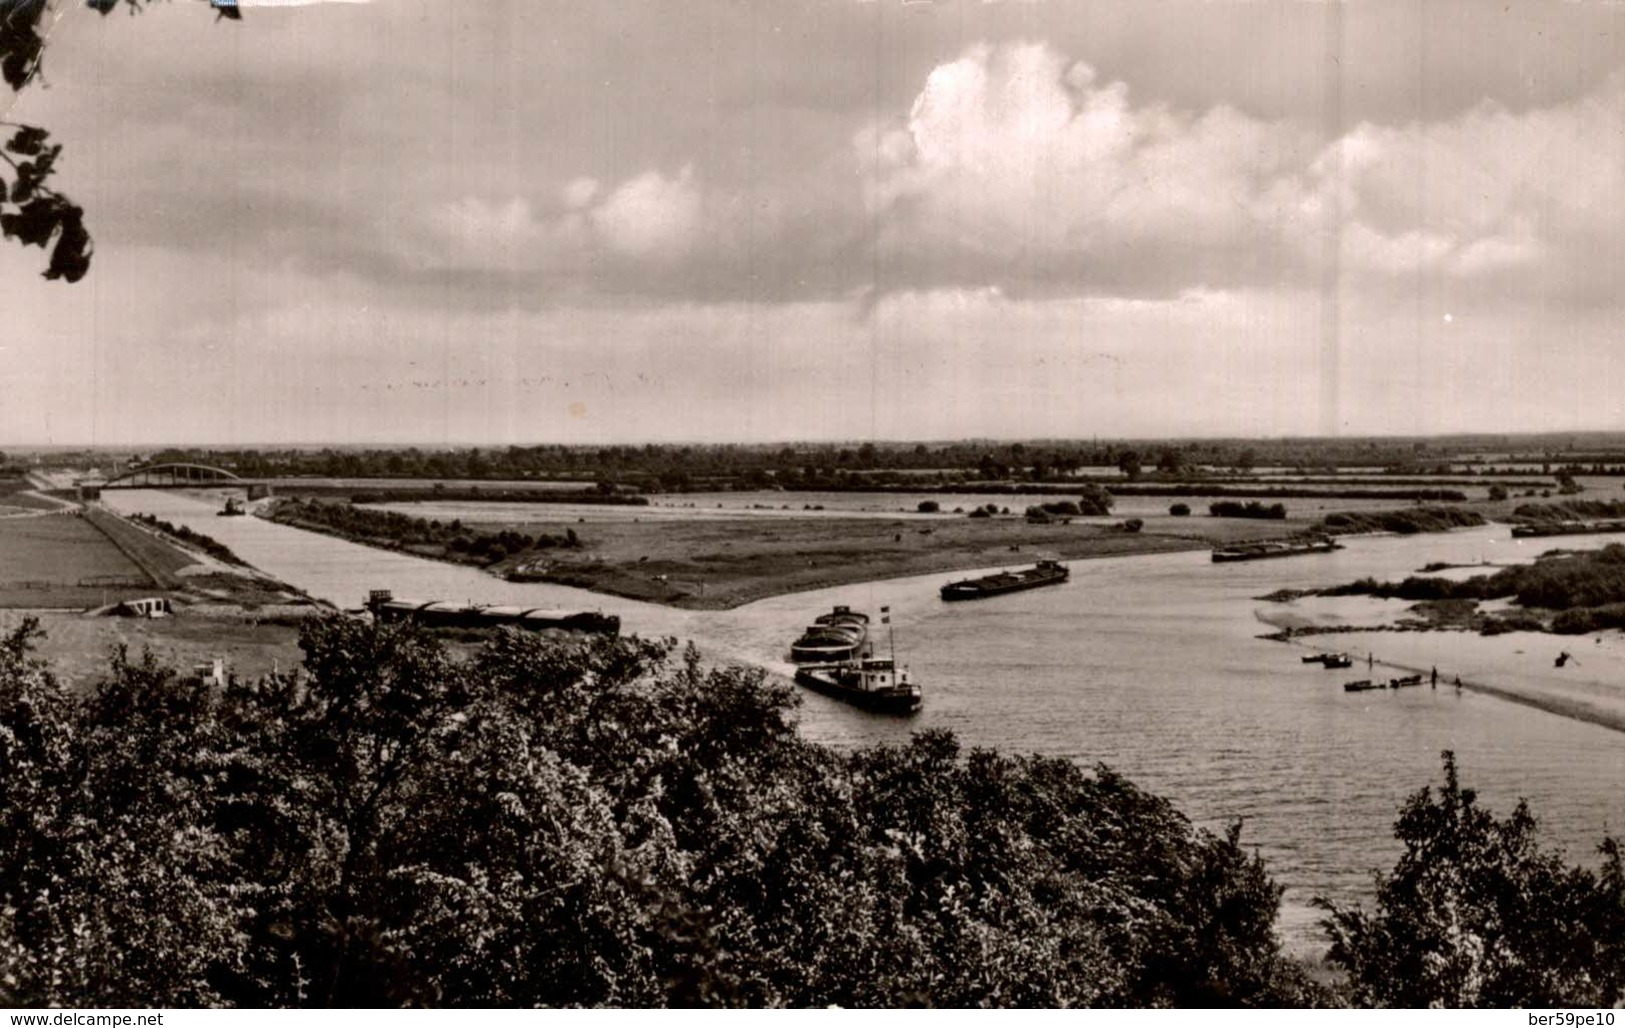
44 206 91 282
6 127 49 157
0 198 62 249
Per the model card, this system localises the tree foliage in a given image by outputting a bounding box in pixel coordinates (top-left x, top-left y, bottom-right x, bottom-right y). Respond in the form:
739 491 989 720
1319 752 1625 1008
0 0 235 281
0 614 1320 1007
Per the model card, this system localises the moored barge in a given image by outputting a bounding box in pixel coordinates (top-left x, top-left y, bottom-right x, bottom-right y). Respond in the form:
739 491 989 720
1212 538 1342 563
790 605 871 663
365 590 620 634
940 560 1069 601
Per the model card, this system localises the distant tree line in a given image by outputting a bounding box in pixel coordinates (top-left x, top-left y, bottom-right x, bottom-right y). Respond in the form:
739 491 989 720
1514 500 1625 522
121 437 1584 494
269 498 580 568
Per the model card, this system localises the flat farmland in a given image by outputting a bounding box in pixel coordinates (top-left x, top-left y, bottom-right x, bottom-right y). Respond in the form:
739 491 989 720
17 611 306 693
0 513 155 607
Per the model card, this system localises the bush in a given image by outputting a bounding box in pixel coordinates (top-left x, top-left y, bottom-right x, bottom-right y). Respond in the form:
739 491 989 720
1120 518 1144 533
1320 752 1625 1008
0 617 1321 1008
1487 484 1508 502
1210 500 1287 520
1170 503 1191 516
1078 483 1114 516
916 500 940 513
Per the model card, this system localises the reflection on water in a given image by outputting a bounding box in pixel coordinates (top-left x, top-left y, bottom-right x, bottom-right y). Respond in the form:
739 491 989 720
102 491 1625 954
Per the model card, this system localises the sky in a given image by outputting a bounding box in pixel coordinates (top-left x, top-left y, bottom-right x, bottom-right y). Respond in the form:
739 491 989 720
5 0 1625 446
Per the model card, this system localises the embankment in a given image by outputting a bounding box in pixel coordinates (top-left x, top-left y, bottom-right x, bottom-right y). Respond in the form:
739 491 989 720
81 506 197 590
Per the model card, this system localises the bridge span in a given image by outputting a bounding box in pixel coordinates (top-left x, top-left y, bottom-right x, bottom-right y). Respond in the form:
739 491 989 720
101 463 245 489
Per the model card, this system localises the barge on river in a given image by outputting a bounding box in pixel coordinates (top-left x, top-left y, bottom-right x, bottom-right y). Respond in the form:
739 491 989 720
1511 519 1625 538
790 605 870 663
795 656 921 714
1303 652 1354 669
940 559 1069 601
1212 538 1342 563
365 590 620 634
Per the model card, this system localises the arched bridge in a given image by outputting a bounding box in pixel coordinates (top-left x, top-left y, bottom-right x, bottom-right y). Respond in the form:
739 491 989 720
103 463 244 489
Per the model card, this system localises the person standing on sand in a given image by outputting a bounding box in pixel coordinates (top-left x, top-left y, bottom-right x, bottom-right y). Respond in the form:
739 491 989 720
1431 666 1438 689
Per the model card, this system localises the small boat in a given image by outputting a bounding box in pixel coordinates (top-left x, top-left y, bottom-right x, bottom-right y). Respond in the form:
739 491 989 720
1212 538 1342 563
218 496 246 516
940 559 1069 601
796 656 921 714
1343 679 1384 692
1302 652 1353 668
1388 675 1424 689
790 605 870 663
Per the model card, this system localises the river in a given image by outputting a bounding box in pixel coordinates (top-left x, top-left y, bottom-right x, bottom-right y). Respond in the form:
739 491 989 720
103 490 1625 954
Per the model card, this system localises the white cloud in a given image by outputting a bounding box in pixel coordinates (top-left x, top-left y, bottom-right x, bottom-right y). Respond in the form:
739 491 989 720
587 166 701 261
412 165 705 280
858 41 1625 299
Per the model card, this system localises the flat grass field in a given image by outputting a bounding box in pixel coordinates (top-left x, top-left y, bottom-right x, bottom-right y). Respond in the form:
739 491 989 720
0 477 66 514
0 514 157 606
15 611 306 694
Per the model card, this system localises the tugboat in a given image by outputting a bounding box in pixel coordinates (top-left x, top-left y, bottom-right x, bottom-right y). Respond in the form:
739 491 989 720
789 605 870 663
940 559 1069 601
794 605 920 713
217 496 246 516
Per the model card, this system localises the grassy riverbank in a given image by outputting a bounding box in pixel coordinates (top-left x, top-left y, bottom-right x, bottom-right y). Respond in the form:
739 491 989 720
264 498 1337 609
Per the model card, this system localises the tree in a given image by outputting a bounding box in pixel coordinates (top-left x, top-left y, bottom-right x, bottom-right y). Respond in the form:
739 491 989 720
0 614 1329 1007
1118 451 1143 481
1156 448 1187 476
2 1 239 281
1078 483 1114 516
1170 503 1191 516
1319 751 1625 1008
1487 484 1508 502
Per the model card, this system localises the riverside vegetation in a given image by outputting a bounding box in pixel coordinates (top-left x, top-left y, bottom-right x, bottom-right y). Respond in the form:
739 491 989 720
268 497 582 569
2 615 1622 1008
1322 543 1625 634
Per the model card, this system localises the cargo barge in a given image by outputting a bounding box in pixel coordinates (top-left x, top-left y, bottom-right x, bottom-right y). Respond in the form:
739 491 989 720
790 605 870 663
1510 519 1625 538
364 590 620 634
1211 538 1342 563
940 559 1069 601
